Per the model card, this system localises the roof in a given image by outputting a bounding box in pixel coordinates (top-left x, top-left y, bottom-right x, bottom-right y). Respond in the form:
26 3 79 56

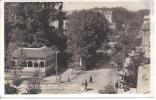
102 11 112 15
12 46 57 58
96 49 112 54
108 42 117 46
94 10 112 14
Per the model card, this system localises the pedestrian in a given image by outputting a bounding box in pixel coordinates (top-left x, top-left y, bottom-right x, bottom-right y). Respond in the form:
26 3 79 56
84 80 88 90
89 75 93 83
59 75 62 83
67 75 70 82
115 82 118 89
80 80 84 91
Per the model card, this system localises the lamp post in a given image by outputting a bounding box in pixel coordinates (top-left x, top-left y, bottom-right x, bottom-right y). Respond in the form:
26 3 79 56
55 51 58 82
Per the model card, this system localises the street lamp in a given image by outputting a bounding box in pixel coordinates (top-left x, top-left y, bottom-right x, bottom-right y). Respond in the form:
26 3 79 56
55 51 59 82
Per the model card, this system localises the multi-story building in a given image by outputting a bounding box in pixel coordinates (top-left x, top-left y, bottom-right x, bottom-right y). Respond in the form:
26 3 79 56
94 10 116 29
141 15 150 58
99 10 113 23
137 15 150 94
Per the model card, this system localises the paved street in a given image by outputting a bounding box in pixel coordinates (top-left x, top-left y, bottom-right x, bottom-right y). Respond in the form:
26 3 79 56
39 62 117 94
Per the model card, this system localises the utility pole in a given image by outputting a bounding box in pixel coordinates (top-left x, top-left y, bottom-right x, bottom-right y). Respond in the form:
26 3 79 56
55 51 58 82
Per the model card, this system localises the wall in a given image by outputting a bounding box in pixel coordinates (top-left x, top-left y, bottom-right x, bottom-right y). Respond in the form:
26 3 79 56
137 64 150 94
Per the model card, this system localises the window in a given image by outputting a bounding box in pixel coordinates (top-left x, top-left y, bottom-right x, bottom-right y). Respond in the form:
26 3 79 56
28 61 32 67
40 61 44 68
48 60 50 66
51 59 54 65
22 61 27 67
46 61 48 66
34 62 38 67
49 60 51 65
63 20 68 29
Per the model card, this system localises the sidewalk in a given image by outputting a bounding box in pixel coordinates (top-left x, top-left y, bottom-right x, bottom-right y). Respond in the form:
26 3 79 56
41 68 82 84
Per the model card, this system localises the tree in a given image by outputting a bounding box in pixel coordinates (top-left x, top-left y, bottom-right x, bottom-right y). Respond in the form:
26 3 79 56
12 48 27 86
126 51 145 87
5 2 65 49
66 10 109 70
93 7 149 31
111 32 135 70
5 82 18 94
5 43 15 72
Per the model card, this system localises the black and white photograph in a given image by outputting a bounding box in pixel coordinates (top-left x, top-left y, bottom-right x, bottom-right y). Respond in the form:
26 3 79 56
1 0 154 96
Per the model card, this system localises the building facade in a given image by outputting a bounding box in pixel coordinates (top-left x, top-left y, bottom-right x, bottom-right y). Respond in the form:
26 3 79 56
137 15 150 94
141 15 150 58
12 46 58 77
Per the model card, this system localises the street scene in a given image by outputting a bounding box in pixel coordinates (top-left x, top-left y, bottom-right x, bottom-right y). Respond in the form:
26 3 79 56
4 1 150 94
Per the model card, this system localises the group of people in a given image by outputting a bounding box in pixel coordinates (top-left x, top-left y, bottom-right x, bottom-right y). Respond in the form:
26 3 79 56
81 75 93 91
115 56 132 92
115 81 129 92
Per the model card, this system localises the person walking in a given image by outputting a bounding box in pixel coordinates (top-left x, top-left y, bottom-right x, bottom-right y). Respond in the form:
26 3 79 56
115 82 118 89
84 80 88 90
67 75 70 82
59 75 62 83
89 75 93 83
80 80 84 91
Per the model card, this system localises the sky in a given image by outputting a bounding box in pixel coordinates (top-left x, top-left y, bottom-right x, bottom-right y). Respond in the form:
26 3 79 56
63 1 150 11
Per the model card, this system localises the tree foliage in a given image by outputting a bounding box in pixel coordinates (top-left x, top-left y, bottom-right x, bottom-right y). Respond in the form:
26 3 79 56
5 2 65 49
93 7 149 31
66 10 109 69
5 82 18 94
12 48 26 86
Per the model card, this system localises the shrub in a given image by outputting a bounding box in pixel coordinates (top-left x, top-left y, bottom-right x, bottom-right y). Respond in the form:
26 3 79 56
26 70 41 94
12 71 23 86
98 84 117 94
5 82 18 94
27 78 41 94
